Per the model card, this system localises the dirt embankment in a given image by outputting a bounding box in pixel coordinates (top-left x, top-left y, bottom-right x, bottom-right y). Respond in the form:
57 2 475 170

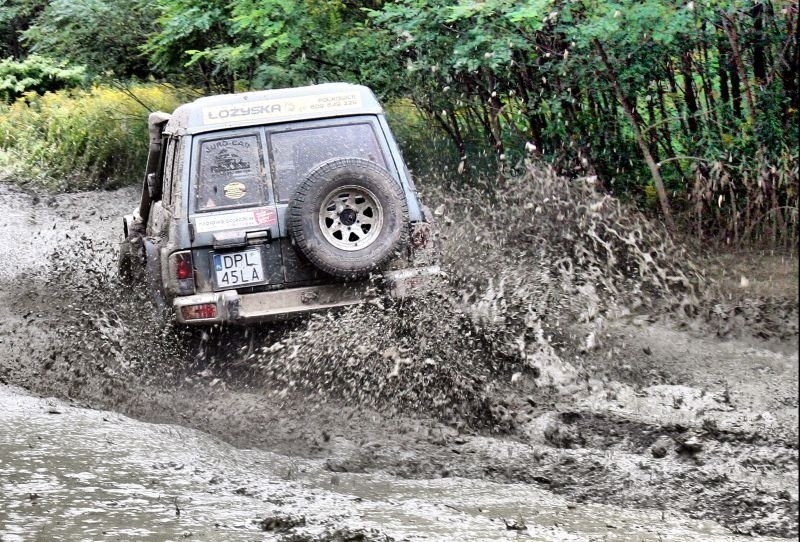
0 171 797 539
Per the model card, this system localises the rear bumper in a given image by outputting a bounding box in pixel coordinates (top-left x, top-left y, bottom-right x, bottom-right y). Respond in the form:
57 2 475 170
173 265 441 325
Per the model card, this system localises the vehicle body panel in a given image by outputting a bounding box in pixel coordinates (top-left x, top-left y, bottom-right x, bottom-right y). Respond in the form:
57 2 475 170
121 83 440 325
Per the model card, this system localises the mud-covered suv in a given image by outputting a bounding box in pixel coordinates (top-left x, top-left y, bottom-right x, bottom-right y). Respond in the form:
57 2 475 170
118 83 440 324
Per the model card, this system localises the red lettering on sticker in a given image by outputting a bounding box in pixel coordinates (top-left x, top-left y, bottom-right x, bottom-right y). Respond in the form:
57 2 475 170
254 208 277 226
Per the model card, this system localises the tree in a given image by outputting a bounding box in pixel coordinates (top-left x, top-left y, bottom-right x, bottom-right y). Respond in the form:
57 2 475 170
22 0 158 79
0 54 85 102
1 0 796 243
0 0 48 59
143 0 380 92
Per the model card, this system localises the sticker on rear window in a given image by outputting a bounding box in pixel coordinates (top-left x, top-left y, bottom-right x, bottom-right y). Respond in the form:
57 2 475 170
211 150 251 174
223 182 247 200
197 135 263 211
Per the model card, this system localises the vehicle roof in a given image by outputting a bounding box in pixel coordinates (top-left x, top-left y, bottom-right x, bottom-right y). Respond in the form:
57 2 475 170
163 83 384 136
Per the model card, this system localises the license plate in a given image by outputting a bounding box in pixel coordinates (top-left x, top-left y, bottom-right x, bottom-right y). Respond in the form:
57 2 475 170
213 249 264 288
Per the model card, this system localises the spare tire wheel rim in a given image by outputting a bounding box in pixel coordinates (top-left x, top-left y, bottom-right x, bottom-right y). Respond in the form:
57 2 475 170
318 185 384 251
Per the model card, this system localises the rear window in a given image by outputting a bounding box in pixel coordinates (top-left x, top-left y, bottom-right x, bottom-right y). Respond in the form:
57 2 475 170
270 123 386 202
196 134 265 211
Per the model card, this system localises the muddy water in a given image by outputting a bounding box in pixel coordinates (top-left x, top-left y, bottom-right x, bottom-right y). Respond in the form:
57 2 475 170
0 181 798 540
0 385 770 542
0 184 137 280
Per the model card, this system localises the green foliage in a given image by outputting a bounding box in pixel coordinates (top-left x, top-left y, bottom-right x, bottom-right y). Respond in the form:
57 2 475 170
0 0 48 59
143 0 234 90
143 0 376 91
384 99 459 181
0 84 182 191
365 0 798 244
0 54 85 102
21 0 158 78
1 0 797 245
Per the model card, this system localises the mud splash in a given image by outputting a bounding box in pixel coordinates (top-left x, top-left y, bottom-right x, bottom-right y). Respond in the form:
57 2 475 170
7 165 722 422
0 168 797 539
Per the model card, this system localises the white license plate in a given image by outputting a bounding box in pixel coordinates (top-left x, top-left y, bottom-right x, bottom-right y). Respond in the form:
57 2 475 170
213 249 264 288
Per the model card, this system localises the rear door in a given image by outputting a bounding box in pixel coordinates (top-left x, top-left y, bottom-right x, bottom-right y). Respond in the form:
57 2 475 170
188 129 284 293
265 116 396 283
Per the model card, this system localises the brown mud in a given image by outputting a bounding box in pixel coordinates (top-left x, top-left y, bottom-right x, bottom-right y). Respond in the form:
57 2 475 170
0 175 797 539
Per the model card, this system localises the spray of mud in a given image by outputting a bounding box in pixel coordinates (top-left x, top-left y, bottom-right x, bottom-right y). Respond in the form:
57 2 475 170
9 163 795 428
230 164 711 425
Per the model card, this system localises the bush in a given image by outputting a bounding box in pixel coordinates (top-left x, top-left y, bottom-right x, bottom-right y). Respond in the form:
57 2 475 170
0 83 183 191
0 55 86 103
385 99 507 185
385 99 460 181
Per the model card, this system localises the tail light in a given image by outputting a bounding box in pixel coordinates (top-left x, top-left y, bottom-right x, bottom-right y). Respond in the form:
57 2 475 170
181 303 217 320
176 257 192 279
169 250 196 295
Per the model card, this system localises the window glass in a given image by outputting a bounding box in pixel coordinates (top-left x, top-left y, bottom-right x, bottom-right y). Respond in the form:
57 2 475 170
270 123 386 202
169 138 183 207
196 134 264 211
162 138 176 207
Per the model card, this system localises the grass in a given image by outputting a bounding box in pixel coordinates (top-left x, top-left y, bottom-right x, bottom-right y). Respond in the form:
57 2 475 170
0 84 183 192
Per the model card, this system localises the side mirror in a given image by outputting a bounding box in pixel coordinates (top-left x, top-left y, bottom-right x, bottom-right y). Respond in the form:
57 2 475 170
147 172 162 201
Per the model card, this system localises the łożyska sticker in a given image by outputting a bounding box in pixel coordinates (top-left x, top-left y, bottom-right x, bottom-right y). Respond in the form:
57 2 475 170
202 92 363 125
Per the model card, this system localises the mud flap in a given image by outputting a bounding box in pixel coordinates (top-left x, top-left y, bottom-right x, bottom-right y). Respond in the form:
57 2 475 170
143 237 166 308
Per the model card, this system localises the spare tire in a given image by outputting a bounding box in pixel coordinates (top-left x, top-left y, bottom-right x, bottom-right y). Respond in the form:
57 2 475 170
288 157 409 279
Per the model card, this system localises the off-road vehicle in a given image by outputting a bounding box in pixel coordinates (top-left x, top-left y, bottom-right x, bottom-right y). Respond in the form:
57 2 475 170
118 83 440 324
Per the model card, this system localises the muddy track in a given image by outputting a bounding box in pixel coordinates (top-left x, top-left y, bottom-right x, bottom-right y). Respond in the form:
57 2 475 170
0 182 797 539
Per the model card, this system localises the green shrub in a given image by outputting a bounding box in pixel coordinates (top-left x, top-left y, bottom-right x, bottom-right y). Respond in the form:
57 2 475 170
0 84 183 191
385 99 460 182
0 55 86 103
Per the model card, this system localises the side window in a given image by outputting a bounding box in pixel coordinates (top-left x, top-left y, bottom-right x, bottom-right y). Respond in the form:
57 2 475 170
169 138 183 208
162 138 176 208
196 134 264 212
269 123 387 203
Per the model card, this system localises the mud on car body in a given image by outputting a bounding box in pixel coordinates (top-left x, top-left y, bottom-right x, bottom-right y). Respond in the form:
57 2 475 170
118 83 440 324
